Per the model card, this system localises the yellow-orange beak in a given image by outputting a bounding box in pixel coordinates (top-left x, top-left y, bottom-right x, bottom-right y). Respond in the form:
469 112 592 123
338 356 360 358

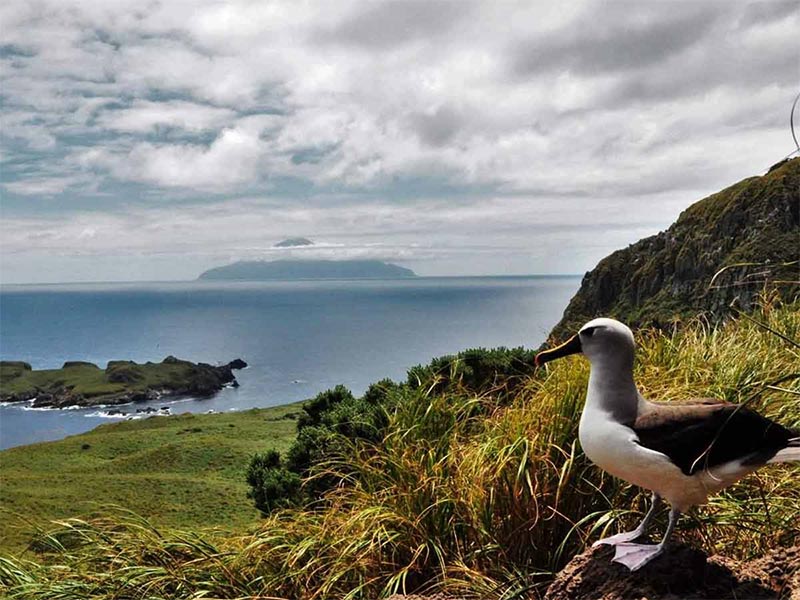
534 334 582 367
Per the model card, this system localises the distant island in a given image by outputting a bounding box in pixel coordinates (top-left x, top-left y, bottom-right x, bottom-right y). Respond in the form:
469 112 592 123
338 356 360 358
273 237 314 247
0 357 247 409
198 259 417 281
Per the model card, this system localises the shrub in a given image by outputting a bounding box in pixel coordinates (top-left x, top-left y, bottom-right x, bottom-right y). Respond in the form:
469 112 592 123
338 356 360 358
247 354 530 512
246 450 302 514
407 346 537 397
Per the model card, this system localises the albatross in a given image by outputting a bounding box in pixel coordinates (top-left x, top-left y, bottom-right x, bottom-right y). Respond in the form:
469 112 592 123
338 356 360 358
535 317 800 571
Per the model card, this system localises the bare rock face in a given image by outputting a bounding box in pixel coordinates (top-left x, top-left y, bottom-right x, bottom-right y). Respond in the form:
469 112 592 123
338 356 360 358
543 543 799 600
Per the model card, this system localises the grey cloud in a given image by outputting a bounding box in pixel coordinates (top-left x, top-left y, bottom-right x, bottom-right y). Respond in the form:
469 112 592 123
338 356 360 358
318 0 472 49
0 0 792 282
0 44 36 58
741 1 799 26
513 4 720 76
601 43 797 108
290 144 339 165
407 105 464 147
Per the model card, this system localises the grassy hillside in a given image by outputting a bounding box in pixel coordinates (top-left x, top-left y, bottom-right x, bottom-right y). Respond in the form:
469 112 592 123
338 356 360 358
1 361 123 398
550 158 800 339
1 299 797 599
0 403 301 553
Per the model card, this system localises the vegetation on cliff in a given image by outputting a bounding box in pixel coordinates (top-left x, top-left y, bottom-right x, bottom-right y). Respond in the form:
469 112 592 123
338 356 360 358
549 158 800 340
2 298 797 599
0 356 246 408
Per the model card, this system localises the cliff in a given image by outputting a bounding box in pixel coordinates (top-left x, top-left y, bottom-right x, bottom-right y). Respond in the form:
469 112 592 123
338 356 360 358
549 158 800 340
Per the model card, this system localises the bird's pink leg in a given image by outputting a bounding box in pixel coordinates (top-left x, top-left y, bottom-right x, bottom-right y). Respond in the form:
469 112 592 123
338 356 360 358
593 493 661 547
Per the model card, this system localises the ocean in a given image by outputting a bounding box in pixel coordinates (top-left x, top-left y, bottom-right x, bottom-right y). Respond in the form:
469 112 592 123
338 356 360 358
0 276 579 449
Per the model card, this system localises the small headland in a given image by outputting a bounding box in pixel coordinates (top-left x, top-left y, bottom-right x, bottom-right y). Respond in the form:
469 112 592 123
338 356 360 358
0 356 247 408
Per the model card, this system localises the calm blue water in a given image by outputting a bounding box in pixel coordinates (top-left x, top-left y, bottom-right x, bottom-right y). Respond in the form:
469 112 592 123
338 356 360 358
0 277 579 449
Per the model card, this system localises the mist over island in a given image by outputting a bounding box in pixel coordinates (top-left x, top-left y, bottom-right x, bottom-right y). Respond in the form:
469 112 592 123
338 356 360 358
198 238 417 280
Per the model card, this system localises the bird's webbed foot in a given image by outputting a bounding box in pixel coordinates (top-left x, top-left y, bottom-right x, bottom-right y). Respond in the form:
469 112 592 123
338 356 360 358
611 542 665 571
592 528 646 547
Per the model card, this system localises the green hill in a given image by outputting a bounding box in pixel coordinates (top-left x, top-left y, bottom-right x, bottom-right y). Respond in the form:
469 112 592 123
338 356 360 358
0 404 300 553
550 158 800 340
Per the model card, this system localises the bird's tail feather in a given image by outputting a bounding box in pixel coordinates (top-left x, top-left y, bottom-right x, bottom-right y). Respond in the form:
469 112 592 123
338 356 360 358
768 437 800 463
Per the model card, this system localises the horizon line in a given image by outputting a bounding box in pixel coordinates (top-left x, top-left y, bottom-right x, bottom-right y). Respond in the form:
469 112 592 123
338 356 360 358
0 274 583 287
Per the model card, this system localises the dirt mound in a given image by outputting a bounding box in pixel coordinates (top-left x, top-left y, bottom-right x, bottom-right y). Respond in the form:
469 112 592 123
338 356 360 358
544 543 799 600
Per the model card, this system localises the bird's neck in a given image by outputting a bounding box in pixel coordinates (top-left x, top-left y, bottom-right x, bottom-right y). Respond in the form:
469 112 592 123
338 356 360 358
585 357 640 424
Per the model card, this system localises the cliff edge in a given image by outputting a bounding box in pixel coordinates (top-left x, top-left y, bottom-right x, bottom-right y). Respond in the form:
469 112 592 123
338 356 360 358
549 158 800 340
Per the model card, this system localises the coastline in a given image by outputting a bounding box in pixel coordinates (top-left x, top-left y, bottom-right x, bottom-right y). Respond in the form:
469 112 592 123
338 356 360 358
0 276 579 449
0 357 247 409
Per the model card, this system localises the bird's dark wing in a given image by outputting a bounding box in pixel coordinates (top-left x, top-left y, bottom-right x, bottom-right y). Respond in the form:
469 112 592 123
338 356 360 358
633 399 795 476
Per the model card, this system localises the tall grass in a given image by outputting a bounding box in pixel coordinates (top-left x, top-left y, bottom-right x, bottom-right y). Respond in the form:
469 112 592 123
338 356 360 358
2 300 798 599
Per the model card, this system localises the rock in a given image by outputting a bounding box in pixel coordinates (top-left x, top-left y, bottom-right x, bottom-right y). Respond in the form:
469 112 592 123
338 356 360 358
31 389 86 408
543 543 799 600
106 362 145 383
31 393 54 408
106 360 135 368
228 358 247 370
0 389 37 403
0 361 32 370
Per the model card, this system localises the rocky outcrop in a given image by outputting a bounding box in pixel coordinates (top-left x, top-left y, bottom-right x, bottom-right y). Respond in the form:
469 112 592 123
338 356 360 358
0 357 248 408
544 543 799 600
382 545 799 600
62 361 100 369
549 158 800 340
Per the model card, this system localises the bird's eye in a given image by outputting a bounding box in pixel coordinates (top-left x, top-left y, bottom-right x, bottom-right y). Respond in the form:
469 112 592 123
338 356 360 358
582 327 597 337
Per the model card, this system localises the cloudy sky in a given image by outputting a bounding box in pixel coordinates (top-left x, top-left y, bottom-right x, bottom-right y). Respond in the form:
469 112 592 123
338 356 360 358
0 1 797 283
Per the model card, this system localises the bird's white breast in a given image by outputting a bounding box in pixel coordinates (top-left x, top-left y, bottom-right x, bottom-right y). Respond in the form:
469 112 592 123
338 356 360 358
578 404 711 511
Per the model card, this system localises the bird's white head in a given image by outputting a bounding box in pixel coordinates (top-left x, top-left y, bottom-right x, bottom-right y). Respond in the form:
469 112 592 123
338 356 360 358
535 317 635 369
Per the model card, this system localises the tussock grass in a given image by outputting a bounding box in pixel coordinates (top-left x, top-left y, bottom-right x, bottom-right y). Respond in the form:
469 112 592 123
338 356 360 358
2 300 798 599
